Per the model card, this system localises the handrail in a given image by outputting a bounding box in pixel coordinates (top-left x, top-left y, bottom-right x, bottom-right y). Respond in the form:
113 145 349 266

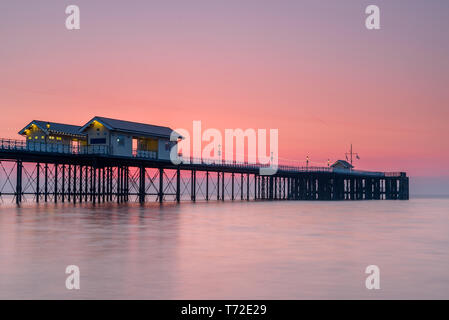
0 138 109 155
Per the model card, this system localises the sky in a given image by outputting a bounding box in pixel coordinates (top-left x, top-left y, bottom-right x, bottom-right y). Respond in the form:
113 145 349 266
0 0 448 188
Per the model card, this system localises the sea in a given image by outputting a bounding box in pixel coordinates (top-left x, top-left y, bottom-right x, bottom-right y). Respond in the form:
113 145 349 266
0 197 448 299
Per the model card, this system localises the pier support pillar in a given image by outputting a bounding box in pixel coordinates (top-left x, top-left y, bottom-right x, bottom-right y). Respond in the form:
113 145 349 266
62 165 65 203
190 170 196 202
73 165 77 204
44 163 48 202
176 168 181 203
16 160 22 204
139 166 145 203
246 174 250 201
36 163 40 203
159 168 164 203
217 171 220 200
54 164 58 203
206 171 209 201
231 173 235 200
221 172 225 201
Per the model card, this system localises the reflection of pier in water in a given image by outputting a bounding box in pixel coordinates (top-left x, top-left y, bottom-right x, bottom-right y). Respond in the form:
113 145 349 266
0 140 409 205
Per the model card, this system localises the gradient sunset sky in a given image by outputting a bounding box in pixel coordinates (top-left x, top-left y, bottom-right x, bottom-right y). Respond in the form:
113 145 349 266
1 1 448 181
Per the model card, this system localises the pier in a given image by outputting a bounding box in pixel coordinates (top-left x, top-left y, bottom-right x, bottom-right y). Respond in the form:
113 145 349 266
0 138 409 204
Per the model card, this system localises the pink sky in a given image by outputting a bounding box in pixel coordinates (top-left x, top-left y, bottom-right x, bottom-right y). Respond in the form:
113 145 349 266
1 1 448 177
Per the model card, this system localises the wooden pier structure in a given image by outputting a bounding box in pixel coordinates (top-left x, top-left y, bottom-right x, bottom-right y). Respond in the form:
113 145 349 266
0 139 409 205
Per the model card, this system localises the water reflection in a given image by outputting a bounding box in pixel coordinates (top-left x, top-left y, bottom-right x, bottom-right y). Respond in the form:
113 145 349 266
1 199 449 299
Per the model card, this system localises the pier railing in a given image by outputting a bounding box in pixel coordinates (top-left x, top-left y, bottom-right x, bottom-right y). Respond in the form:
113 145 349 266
0 138 402 176
0 138 109 155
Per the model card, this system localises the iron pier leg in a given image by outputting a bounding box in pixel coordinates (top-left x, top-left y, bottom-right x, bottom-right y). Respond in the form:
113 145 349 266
247 173 250 201
255 175 258 200
68 165 71 202
36 163 40 203
85 166 88 202
79 166 83 203
191 170 196 202
62 164 65 203
102 168 105 203
159 168 164 203
91 167 95 203
217 171 220 200
16 160 22 205
73 165 77 204
221 172 225 201
54 164 58 203
117 166 121 204
44 163 48 202
206 171 209 201
176 168 180 203
240 173 244 200
139 166 145 203
231 173 235 201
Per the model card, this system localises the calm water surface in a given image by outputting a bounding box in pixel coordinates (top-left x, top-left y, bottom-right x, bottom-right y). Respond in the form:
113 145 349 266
0 199 448 299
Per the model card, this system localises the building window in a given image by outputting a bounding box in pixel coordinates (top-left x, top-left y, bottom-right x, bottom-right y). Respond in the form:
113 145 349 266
90 138 106 144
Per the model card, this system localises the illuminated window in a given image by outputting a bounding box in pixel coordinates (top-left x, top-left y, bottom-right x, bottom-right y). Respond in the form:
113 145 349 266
41 136 45 139
56 137 62 141
28 137 32 140
35 136 38 139
49 136 55 140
